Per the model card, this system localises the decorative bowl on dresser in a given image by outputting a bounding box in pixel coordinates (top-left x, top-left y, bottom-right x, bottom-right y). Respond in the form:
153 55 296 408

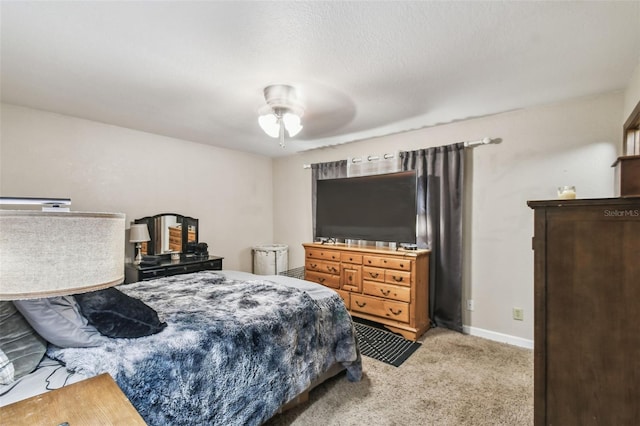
303 243 430 341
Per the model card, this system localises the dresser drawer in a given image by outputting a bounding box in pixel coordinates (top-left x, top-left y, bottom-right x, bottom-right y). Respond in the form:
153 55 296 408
306 248 341 262
363 255 411 271
363 281 411 302
305 270 340 289
202 258 223 270
341 265 362 292
139 268 165 281
335 289 350 306
384 270 411 287
362 266 384 282
305 259 340 275
341 252 362 264
165 262 211 276
350 294 409 323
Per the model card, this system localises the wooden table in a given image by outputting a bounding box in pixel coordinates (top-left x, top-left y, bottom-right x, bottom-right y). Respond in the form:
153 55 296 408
0 373 146 425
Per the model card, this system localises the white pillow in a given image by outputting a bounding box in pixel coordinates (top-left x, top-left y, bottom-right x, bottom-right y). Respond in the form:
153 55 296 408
13 296 109 348
0 348 15 385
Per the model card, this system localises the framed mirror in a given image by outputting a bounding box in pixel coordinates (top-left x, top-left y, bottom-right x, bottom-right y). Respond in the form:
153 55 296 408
134 213 198 255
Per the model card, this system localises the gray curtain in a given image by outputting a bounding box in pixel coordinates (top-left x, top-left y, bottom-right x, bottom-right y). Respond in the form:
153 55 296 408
400 143 465 332
311 160 348 240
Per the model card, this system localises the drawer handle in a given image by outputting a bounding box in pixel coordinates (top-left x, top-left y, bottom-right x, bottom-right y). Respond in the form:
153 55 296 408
349 257 353 261
369 272 379 278
367 260 372 264
328 266 338 273
388 308 402 316
310 263 318 268
380 289 390 296
355 301 367 308
400 264 404 268
392 276 404 283
383 260 387 263
348 275 353 282
318 277 325 283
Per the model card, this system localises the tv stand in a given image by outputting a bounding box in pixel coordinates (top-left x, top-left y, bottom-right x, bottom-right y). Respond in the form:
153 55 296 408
303 243 430 341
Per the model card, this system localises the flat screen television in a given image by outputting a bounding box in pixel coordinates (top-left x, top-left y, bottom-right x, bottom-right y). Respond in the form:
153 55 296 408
315 170 417 244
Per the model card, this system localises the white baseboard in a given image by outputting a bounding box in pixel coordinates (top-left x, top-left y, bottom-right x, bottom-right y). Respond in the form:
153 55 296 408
463 325 534 350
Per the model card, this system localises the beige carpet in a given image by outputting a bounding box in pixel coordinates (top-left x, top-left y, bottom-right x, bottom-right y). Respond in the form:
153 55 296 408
266 327 533 425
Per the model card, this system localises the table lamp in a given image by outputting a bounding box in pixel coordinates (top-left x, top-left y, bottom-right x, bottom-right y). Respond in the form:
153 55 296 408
129 223 150 265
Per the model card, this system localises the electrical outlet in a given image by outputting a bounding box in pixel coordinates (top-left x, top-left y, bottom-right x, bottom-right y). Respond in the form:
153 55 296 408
467 299 474 311
513 307 524 321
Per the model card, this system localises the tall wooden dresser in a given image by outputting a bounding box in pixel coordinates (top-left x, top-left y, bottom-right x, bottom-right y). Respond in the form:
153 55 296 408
303 243 430 341
528 198 640 425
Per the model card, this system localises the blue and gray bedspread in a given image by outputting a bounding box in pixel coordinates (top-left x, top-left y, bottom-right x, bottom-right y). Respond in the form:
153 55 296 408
47 271 362 425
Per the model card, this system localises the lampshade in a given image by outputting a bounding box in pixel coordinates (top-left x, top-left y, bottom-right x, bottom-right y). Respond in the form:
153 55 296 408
282 112 303 137
258 114 280 138
129 223 150 243
258 111 303 139
0 210 125 300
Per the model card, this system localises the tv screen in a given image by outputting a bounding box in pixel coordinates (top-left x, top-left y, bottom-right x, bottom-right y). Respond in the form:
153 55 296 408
315 170 417 244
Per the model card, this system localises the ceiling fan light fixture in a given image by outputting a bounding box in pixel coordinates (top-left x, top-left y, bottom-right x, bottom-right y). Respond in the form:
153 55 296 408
258 84 305 147
282 112 302 137
258 113 280 138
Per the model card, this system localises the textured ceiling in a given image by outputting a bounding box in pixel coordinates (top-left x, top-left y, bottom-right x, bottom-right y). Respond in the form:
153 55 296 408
1 1 639 157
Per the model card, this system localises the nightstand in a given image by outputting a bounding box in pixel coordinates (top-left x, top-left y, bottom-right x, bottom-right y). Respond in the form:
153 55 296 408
0 373 146 425
124 255 224 283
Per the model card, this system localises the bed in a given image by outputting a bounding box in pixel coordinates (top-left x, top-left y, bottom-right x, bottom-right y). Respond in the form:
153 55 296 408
0 270 362 425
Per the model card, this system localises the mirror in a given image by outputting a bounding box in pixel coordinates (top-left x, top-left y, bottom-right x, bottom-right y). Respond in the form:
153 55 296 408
134 213 198 255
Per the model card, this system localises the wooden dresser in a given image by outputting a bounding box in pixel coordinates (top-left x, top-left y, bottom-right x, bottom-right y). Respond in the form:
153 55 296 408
528 198 640 425
125 255 223 283
303 243 430 341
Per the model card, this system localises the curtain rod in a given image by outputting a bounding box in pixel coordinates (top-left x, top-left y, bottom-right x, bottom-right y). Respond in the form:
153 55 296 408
302 136 495 169
463 137 493 147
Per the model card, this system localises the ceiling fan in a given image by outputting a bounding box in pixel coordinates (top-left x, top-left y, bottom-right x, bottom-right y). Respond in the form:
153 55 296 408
258 84 305 148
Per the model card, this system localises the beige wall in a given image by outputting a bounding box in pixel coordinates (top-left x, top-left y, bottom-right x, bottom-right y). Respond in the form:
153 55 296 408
273 91 623 342
0 104 273 271
0 91 626 343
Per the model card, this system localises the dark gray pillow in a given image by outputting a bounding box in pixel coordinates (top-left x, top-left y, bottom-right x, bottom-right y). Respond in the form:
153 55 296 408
13 296 108 348
73 288 167 338
0 302 46 382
